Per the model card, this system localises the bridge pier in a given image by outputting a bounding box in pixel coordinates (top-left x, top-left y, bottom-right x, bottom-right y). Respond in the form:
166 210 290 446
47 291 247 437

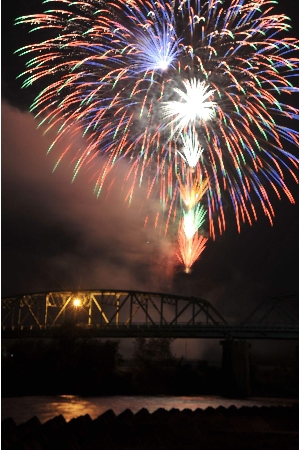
220 339 251 398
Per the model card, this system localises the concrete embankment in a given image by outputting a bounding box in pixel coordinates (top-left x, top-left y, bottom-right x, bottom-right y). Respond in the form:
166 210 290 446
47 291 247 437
2 404 298 449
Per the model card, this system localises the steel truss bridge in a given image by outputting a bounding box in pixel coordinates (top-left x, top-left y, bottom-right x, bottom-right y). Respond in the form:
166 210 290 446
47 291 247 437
1 290 298 340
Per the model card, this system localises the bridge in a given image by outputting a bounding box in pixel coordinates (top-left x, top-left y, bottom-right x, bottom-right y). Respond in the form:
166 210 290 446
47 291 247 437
1 290 298 340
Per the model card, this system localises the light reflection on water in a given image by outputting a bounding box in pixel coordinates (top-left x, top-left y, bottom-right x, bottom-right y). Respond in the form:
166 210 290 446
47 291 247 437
1 395 297 425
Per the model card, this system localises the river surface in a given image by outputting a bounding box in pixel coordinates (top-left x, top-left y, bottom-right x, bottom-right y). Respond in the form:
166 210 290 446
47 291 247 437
1 395 298 425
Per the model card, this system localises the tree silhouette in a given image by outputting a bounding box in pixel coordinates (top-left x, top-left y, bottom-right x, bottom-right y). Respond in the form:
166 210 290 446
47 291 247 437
131 338 178 394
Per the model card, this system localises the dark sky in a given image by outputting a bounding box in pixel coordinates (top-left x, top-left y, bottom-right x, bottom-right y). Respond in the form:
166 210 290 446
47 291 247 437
1 0 299 334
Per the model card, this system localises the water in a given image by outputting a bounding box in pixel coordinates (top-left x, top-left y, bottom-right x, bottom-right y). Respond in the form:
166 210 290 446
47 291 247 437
1 395 297 425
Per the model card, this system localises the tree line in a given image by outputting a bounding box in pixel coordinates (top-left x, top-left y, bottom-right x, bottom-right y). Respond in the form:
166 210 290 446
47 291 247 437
2 322 220 397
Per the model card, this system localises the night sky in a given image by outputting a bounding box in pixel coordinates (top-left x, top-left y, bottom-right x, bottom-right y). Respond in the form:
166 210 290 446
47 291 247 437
2 0 299 339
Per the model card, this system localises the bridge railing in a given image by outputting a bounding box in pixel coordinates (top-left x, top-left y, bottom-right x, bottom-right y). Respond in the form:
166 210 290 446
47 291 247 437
2 321 298 340
2 322 297 329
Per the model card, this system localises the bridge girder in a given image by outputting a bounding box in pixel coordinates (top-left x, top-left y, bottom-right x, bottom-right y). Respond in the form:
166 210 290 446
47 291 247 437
1 290 226 327
1 290 298 340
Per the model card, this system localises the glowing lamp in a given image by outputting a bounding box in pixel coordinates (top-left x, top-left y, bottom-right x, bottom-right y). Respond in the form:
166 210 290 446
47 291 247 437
73 298 82 307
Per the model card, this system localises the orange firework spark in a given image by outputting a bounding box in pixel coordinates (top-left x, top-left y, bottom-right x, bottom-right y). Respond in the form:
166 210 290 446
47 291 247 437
177 226 208 273
177 174 209 210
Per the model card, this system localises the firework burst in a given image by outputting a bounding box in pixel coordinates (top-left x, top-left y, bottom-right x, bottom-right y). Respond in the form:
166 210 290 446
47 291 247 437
15 0 298 271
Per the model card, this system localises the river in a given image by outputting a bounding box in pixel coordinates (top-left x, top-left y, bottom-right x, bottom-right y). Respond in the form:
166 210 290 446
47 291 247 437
1 395 297 425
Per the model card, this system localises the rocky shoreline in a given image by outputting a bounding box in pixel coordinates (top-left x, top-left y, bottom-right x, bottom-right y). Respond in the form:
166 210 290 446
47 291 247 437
2 404 298 449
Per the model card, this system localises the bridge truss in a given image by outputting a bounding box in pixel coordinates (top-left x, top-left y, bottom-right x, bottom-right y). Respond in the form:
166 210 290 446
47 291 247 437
1 290 298 339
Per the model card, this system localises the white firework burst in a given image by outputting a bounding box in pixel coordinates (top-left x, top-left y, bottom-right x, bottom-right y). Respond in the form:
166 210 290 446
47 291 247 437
162 79 216 135
178 129 203 168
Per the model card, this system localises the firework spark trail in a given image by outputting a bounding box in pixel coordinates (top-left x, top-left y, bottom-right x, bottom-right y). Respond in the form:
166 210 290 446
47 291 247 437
178 128 203 168
177 228 209 274
182 204 207 239
15 0 298 272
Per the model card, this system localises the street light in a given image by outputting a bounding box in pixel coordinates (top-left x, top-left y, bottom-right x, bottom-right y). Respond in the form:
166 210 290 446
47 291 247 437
73 298 82 307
